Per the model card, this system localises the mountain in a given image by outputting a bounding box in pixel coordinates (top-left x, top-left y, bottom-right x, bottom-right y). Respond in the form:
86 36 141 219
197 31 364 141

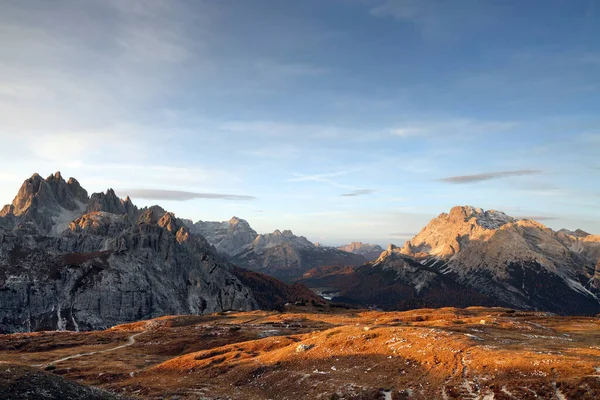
337 242 384 261
0 172 89 236
0 172 316 333
189 216 258 256
300 206 600 315
188 218 366 282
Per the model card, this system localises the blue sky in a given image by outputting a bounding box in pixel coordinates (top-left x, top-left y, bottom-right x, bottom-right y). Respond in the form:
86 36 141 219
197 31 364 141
0 0 599 245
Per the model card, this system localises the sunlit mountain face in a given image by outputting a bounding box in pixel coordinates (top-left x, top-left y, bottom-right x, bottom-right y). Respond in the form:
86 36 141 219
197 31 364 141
1 1 599 399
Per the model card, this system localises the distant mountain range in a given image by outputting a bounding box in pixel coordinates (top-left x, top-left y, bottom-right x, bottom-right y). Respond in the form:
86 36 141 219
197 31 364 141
336 242 384 261
186 217 366 282
0 173 320 333
300 206 600 315
2 172 599 335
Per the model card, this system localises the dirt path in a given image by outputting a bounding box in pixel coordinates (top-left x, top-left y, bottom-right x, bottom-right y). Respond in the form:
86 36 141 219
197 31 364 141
35 331 146 367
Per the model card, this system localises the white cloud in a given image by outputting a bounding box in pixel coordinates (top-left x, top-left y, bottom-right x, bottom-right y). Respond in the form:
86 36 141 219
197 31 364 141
287 171 354 189
389 118 517 139
288 171 350 182
241 145 301 159
390 127 428 137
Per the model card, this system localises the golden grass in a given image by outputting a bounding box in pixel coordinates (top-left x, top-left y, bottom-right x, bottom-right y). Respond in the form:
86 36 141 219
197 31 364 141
1 306 599 399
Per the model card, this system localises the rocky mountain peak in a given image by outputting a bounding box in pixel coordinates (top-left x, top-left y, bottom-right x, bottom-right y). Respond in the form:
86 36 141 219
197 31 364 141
87 188 134 216
228 216 253 231
575 229 591 238
449 205 514 229
189 217 258 257
0 172 268 332
10 173 46 215
229 216 242 224
137 205 167 225
558 228 591 239
158 212 184 233
48 171 63 181
401 206 520 259
337 242 386 261
66 177 89 203
0 172 90 234
13 172 83 215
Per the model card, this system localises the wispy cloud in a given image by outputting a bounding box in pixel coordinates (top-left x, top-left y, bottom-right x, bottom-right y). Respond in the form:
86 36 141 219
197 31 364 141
119 189 256 201
516 215 558 221
287 171 353 188
240 144 301 159
390 127 428 137
440 170 541 184
389 119 517 139
220 121 373 141
341 189 376 197
288 171 348 182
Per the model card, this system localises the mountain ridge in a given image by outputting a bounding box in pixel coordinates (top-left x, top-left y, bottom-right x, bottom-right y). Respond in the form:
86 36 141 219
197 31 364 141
300 205 600 315
187 217 366 282
0 172 319 333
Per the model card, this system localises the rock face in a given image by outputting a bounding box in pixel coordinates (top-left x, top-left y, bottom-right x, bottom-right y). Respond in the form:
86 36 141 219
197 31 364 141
189 219 366 282
337 242 384 261
0 172 88 235
0 173 265 333
190 217 258 256
301 206 600 315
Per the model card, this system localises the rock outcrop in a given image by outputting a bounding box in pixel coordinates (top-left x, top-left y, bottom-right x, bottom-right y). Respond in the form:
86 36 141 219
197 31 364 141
190 217 258 256
0 172 88 235
0 172 305 333
337 242 384 261
189 218 366 282
300 206 600 315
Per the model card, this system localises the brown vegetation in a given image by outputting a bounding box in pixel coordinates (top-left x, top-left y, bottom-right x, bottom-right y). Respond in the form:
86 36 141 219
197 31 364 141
1 305 599 399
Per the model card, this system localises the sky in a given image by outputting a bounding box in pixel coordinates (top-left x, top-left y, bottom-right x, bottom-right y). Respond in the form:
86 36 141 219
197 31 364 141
0 0 599 246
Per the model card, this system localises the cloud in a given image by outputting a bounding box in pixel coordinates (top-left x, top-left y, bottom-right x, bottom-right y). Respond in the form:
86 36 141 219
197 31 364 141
220 121 350 140
439 170 541 184
287 171 353 188
516 216 558 221
241 144 301 159
341 189 376 197
389 119 517 140
390 127 428 137
119 189 256 201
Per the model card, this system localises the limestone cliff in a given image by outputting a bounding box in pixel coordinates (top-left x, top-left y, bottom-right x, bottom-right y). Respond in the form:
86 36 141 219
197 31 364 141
0 173 272 333
189 219 366 282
